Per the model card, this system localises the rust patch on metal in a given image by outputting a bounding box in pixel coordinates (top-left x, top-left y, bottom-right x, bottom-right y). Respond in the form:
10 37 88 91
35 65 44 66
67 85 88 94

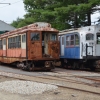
0 57 26 63
48 41 60 58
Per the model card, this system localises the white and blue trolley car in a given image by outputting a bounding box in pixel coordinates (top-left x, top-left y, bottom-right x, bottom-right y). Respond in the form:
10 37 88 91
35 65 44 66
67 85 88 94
59 24 100 70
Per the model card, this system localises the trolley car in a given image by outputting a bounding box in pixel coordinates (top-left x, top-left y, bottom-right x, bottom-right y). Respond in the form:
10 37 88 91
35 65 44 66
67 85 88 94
59 24 100 70
0 22 60 71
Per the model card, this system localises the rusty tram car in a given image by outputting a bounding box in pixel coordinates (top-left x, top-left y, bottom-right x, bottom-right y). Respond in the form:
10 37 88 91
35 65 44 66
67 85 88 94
0 22 60 71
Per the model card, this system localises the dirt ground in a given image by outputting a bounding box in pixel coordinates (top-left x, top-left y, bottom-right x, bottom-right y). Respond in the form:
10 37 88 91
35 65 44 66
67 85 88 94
0 76 100 100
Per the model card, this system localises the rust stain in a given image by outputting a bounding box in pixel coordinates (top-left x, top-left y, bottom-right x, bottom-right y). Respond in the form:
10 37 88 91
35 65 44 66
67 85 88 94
48 41 60 58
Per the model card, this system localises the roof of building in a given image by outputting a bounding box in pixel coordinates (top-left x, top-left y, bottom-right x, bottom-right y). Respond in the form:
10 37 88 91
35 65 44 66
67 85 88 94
0 20 16 32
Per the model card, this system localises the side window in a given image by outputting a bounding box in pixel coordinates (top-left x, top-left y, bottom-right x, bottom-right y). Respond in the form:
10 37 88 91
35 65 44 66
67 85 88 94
0 40 2 49
18 35 21 48
16 36 19 48
97 34 100 44
62 36 64 45
70 35 74 45
58 37 60 41
12 37 15 48
22 34 26 42
8 35 21 49
3 39 6 45
8 38 11 49
31 33 40 41
66 36 70 46
75 34 79 45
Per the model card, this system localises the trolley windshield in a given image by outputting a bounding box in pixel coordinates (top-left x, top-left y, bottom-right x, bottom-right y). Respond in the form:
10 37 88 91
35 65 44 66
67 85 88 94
86 33 94 40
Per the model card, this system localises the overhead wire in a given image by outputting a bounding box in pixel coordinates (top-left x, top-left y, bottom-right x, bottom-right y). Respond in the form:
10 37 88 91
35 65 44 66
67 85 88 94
0 0 23 8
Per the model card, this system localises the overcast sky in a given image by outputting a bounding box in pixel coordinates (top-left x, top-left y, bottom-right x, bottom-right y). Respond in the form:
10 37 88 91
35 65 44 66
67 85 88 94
0 0 26 23
0 0 100 25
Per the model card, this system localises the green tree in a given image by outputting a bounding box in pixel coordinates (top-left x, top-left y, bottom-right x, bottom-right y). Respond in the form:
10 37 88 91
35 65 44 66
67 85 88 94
55 0 100 28
11 0 100 30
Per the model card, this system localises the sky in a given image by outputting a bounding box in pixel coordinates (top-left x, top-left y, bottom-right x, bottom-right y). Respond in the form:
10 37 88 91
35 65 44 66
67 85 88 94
0 0 100 25
0 0 26 23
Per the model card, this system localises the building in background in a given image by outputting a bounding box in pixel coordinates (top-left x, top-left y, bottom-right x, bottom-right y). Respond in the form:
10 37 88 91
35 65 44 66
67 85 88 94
0 20 16 34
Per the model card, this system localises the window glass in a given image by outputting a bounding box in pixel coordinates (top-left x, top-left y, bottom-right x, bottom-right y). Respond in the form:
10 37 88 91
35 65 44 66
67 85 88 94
50 34 57 41
3 39 6 45
8 35 21 49
31 33 40 41
58 37 60 41
66 36 70 46
70 35 74 45
18 35 21 48
62 37 64 45
0 40 2 49
97 34 100 44
86 33 94 40
75 34 79 45
22 34 26 42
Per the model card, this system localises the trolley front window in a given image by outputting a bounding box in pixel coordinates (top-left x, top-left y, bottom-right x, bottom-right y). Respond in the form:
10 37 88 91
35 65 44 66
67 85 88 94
86 33 94 40
50 33 57 41
31 33 40 41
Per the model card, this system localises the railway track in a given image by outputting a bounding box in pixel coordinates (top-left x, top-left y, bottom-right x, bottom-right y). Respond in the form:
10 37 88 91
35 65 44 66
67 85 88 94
38 70 100 87
0 66 100 95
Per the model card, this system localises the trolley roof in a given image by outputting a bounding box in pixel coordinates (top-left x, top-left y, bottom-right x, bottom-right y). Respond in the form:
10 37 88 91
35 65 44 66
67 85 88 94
0 22 58 38
59 24 100 35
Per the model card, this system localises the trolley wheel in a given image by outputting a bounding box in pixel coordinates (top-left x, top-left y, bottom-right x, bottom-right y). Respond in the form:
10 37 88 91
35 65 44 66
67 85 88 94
64 63 68 69
29 63 35 71
72 62 79 70
90 66 95 71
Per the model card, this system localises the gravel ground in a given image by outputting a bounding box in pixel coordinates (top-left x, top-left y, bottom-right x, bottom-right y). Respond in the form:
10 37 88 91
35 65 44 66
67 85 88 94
0 80 58 95
0 76 100 100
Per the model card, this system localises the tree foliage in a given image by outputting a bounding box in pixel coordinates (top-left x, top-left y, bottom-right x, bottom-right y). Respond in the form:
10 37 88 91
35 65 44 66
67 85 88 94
11 0 100 30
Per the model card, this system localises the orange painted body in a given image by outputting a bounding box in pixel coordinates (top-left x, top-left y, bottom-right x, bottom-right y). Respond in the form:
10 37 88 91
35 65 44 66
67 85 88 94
7 49 26 57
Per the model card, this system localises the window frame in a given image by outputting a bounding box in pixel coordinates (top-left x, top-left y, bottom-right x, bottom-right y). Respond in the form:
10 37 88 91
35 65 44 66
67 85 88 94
8 35 21 49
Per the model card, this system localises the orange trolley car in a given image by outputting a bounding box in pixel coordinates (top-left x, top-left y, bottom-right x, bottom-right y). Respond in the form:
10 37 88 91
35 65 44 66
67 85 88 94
0 22 60 71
